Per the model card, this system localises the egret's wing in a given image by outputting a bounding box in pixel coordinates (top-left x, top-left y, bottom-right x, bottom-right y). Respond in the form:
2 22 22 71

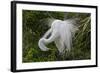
64 19 79 36
54 38 65 53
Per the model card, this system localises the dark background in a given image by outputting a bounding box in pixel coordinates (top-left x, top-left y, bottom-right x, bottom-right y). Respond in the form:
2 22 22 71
22 10 91 63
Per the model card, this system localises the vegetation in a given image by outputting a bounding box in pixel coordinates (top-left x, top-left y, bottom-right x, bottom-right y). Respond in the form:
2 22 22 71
22 10 91 63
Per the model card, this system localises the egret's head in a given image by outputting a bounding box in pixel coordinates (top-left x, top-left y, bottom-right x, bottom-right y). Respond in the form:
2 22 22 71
38 38 49 51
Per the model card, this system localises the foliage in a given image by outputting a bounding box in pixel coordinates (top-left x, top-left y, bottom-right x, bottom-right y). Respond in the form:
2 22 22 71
22 10 91 63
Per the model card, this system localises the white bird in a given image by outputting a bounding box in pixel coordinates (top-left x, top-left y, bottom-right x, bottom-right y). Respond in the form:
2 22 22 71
38 19 78 54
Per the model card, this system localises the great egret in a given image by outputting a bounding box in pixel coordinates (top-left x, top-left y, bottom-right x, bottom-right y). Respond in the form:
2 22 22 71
38 19 78 54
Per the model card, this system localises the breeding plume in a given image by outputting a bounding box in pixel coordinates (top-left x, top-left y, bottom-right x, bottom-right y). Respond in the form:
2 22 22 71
38 19 78 54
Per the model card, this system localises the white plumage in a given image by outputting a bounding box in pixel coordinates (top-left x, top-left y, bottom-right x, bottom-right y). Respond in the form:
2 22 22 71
38 19 78 54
